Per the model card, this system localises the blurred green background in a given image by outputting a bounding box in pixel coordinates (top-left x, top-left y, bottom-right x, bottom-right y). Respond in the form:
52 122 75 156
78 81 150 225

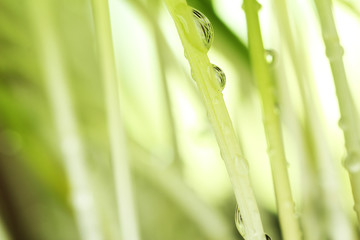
0 0 360 239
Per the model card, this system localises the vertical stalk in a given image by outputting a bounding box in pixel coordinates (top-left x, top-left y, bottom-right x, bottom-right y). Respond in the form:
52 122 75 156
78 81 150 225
153 22 183 171
164 0 266 239
90 0 141 239
133 0 183 171
26 1 103 240
242 0 302 239
314 0 360 223
271 0 356 238
0 217 10 240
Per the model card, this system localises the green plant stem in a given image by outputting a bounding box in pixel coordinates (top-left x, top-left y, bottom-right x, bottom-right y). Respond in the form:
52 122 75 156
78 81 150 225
26 1 103 240
90 0 141 239
153 21 183 172
242 0 302 239
164 1 266 239
314 0 360 223
0 217 10 240
272 0 356 238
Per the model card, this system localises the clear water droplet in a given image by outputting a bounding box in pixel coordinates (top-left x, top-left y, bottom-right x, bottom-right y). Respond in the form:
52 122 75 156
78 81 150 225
211 64 226 90
265 49 276 65
192 8 214 50
344 152 360 173
213 96 219 105
338 118 347 131
265 234 272 240
191 69 196 82
235 204 246 238
255 1 263 11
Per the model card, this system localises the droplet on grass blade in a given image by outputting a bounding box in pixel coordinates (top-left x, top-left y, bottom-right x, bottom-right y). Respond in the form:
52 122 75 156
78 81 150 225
192 8 214 50
338 118 347 131
235 204 246 238
211 64 226 90
265 49 276 65
343 153 360 173
236 205 272 240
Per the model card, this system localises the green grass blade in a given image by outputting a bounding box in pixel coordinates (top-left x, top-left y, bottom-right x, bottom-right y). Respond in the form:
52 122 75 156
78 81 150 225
90 0 141 239
314 0 360 224
242 0 302 239
271 0 356 238
163 0 266 239
26 1 103 239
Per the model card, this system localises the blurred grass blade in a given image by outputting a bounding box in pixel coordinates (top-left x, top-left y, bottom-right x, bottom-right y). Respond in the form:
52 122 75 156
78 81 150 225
271 0 356 238
242 0 302 239
26 0 103 240
130 140 234 240
91 0 141 239
0 216 11 240
336 0 360 18
314 0 360 224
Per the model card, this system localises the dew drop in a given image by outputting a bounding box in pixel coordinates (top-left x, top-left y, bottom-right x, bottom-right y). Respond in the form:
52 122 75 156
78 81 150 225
192 8 214 50
190 69 197 82
235 205 246 238
338 118 347 131
212 96 219 105
265 49 276 65
343 153 360 173
211 64 226 90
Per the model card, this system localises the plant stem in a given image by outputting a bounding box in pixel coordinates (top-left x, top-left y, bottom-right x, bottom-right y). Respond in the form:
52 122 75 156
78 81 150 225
314 0 360 223
242 0 302 239
0 217 10 240
271 0 356 238
26 1 103 240
90 0 141 239
164 1 266 239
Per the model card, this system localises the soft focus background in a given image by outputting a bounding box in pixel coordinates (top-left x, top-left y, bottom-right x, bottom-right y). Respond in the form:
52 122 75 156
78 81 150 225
0 0 360 239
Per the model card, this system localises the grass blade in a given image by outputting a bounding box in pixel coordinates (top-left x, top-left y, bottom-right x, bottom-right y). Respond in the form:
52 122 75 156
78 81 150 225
242 0 302 239
90 0 141 239
26 1 103 239
314 0 360 224
163 0 266 239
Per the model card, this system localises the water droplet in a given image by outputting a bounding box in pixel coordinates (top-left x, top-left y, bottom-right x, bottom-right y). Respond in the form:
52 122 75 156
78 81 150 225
190 69 197 82
273 102 280 115
343 152 360 173
211 64 226 90
212 96 219 105
265 234 272 240
234 154 249 172
192 8 214 50
256 1 263 10
265 49 276 65
338 118 347 131
235 204 246 238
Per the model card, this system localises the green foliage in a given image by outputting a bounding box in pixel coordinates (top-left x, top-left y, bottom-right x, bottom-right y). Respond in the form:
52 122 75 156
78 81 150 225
0 0 359 239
